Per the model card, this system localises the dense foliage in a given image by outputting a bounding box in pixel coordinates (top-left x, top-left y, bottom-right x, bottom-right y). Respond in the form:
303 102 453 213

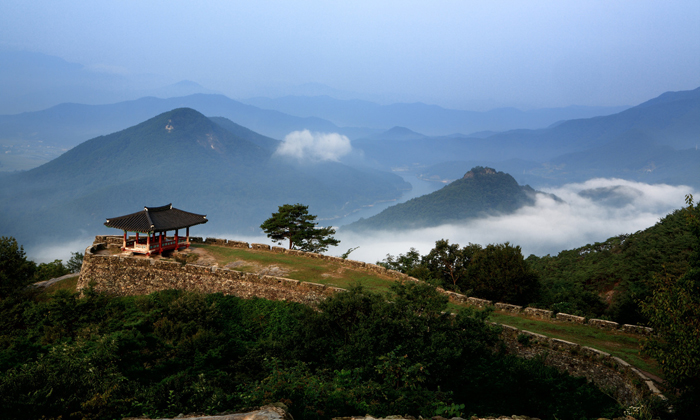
640 196 700 419
528 205 696 323
0 276 620 420
346 167 538 231
379 239 540 305
260 203 340 253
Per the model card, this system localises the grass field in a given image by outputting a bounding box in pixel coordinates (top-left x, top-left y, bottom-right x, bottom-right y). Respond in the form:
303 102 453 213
194 244 397 292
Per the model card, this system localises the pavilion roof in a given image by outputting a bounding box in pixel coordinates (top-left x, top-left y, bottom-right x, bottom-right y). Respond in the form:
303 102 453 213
104 204 207 233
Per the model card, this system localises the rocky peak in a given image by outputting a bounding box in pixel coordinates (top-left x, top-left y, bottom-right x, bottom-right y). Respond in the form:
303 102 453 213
463 166 497 179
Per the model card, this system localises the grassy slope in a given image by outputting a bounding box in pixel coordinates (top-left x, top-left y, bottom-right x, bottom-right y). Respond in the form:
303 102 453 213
198 245 396 292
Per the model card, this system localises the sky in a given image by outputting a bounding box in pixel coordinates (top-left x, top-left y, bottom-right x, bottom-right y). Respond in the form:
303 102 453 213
2 1 699 110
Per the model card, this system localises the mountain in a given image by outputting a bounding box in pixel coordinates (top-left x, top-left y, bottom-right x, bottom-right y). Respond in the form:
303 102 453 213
354 87 700 188
528 204 697 324
370 126 427 141
242 95 630 136
0 108 409 246
344 167 541 231
0 93 376 172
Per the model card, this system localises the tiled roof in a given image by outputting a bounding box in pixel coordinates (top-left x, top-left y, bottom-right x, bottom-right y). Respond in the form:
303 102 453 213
104 204 207 232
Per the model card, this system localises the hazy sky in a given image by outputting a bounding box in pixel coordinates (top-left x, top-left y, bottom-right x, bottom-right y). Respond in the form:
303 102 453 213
2 1 699 110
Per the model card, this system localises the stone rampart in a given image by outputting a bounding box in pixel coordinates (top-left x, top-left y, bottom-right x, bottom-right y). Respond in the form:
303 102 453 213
78 243 342 306
498 324 664 406
82 236 661 406
92 235 653 334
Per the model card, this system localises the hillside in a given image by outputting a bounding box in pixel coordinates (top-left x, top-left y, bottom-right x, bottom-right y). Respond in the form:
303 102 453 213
528 205 696 324
344 167 540 231
0 93 362 171
243 94 629 135
0 108 409 246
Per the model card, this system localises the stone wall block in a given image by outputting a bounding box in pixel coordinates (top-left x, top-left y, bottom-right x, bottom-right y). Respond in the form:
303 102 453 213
589 319 620 330
251 243 271 251
621 324 653 335
466 297 493 308
224 240 249 249
271 246 286 253
495 302 523 313
523 307 553 320
556 313 586 323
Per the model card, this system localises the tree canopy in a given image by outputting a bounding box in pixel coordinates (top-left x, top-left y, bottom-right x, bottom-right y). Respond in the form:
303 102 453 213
260 203 340 253
379 239 540 305
641 195 700 418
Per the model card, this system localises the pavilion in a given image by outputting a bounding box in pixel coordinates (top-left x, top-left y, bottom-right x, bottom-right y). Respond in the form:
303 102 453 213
104 204 208 256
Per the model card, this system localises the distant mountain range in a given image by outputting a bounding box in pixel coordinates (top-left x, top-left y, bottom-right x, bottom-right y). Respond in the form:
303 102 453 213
0 108 409 247
1 86 697 197
242 95 630 136
356 87 700 188
344 167 543 231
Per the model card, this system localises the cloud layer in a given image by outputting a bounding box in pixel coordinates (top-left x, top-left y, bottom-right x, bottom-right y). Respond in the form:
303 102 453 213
26 179 696 268
336 178 697 262
274 130 352 162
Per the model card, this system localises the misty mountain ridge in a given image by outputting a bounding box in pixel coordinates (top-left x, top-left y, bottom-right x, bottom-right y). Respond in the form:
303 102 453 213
371 126 427 141
0 108 409 247
242 94 630 136
344 166 546 231
358 86 700 188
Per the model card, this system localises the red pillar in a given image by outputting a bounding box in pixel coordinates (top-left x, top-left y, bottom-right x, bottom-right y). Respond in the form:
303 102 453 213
186 227 190 248
175 229 179 250
159 231 163 254
146 233 151 256
123 230 127 250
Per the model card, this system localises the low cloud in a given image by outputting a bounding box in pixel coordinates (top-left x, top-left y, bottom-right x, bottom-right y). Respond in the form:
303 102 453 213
25 179 695 268
274 130 352 162
336 178 697 262
25 236 95 264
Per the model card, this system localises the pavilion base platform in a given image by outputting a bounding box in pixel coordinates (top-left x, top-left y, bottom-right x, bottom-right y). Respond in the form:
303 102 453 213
122 235 190 256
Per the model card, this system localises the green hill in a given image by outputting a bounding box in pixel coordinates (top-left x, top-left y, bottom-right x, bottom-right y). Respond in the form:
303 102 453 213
344 167 540 231
528 206 696 324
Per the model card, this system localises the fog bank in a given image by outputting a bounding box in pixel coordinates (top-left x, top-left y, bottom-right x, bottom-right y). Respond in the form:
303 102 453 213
336 178 697 262
25 179 696 267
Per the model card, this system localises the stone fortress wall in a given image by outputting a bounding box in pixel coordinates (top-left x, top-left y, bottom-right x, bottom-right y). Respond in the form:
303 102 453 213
81 235 664 406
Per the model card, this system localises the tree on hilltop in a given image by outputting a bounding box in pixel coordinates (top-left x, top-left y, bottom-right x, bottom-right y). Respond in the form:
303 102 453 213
260 203 340 253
